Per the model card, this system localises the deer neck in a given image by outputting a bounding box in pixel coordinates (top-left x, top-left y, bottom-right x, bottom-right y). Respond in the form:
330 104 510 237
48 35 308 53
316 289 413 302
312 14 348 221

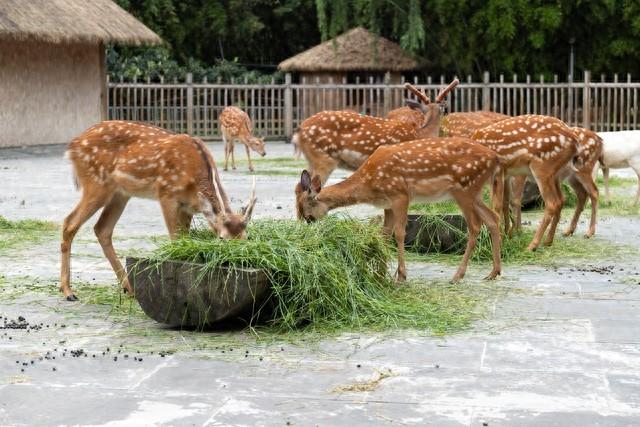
417 106 443 138
317 175 370 210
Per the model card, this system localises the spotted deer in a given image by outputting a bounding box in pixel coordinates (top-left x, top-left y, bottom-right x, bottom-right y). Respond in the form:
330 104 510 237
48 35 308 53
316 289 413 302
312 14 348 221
509 127 603 238
294 80 459 218
386 79 460 138
296 138 502 283
471 115 580 250
441 111 510 137
219 106 266 172
61 121 257 301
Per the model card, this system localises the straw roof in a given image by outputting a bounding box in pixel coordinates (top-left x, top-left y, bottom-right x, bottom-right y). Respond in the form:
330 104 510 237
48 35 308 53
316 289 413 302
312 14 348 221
0 0 161 45
278 27 418 73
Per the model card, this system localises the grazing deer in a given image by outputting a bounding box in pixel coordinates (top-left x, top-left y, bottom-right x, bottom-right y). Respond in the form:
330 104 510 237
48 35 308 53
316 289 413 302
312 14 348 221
61 121 257 301
220 106 266 172
294 80 459 218
509 127 603 238
471 115 580 250
597 130 640 205
441 111 510 137
296 138 502 283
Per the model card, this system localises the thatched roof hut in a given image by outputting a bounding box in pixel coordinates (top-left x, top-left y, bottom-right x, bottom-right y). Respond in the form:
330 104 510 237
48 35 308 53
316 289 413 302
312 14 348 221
279 27 418 118
0 0 161 147
278 27 418 80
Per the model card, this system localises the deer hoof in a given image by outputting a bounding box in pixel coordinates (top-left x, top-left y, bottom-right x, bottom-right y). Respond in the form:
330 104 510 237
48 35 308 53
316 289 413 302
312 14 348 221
66 294 78 302
584 232 594 239
484 270 501 281
562 230 574 237
526 243 538 252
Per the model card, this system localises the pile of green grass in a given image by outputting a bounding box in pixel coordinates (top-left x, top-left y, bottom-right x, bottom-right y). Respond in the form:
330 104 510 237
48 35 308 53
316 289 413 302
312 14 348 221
0 215 57 253
408 214 637 265
148 217 486 334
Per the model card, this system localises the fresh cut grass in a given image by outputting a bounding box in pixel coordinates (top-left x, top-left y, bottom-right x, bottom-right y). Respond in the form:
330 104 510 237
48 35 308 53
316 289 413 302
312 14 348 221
0 215 57 254
148 216 491 334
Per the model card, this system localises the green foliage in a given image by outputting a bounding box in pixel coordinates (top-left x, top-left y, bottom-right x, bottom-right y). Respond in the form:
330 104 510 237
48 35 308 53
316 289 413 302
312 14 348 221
111 0 640 79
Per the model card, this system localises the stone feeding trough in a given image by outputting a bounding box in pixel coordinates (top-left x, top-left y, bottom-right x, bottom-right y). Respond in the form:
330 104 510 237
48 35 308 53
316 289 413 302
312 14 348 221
126 257 271 328
404 214 468 254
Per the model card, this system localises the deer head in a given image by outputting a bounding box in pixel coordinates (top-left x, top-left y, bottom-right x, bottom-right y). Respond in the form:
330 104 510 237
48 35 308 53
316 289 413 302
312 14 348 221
297 170 327 223
247 136 266 157
208 176 257 239
388 79 459 138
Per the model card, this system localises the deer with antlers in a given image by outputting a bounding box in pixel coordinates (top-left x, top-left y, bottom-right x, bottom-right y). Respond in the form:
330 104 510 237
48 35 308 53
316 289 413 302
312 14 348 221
294 79 459 218
220 106 266 172
471 115 580 250
297 137 502 282
385 80 459 138
61 121 257 301
508 127 603 238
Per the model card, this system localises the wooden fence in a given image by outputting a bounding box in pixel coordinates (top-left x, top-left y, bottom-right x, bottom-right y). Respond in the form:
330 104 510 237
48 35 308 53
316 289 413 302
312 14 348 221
107 71 640 140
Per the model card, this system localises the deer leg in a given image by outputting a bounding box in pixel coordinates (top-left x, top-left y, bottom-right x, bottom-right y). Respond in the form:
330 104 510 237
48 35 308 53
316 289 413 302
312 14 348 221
177 210 194 235
630 161 640 206
603 167 611 205
391 197 409 283
231 140 236 170
502 179 512 238
543 176 564 246
451 194 481 283
93 193 132 295
510 175 527 233
223 134 229 171
527 169 560 251
245 144 254 172
159 196 182 238
475 198 502 280
60 189 110 301
581 171 599 238
490 169 506 233
563 175 588 237
382 209 394 237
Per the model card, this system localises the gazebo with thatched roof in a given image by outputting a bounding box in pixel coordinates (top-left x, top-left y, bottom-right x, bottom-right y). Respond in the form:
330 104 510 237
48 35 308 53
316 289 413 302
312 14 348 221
278 27 418 84
278 27 418 115
0 0 161 147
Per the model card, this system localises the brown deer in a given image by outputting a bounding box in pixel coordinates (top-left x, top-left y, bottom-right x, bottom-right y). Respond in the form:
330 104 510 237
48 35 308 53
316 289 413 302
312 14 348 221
61 121 257 301
441 111 510 137
471 115 580 250
296 138 502 283
220 106 266 172
386 79 460 138
509 127 603 238
294 80 459 218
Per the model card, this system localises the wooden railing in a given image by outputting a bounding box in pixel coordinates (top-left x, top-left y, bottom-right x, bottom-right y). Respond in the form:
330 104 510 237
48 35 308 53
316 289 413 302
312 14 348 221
107 71 640 139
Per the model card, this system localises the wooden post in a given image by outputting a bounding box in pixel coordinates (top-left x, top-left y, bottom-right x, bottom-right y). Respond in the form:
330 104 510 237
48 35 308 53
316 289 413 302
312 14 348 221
482 71 490 111
284 73 293 142
582 70 591 129
186 73 194 135
99 43 108 120
383 72 391 115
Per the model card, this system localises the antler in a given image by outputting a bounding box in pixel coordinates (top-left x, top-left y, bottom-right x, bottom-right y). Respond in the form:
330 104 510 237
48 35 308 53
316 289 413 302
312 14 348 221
242 176 257 224
210 170 228 219
435 79 460 103
404 83 431 104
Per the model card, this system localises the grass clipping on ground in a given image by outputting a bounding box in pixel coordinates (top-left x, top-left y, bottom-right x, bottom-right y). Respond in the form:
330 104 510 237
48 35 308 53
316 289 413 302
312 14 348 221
0 215 57 253
149 217 485 335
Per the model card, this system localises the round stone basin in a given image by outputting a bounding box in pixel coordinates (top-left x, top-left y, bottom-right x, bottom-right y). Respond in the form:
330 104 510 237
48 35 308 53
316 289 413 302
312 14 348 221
126 257 271 328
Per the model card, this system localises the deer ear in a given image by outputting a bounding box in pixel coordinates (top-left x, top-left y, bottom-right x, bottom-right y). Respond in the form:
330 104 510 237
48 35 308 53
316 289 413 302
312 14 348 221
300 170 311 192
311 175 322 193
